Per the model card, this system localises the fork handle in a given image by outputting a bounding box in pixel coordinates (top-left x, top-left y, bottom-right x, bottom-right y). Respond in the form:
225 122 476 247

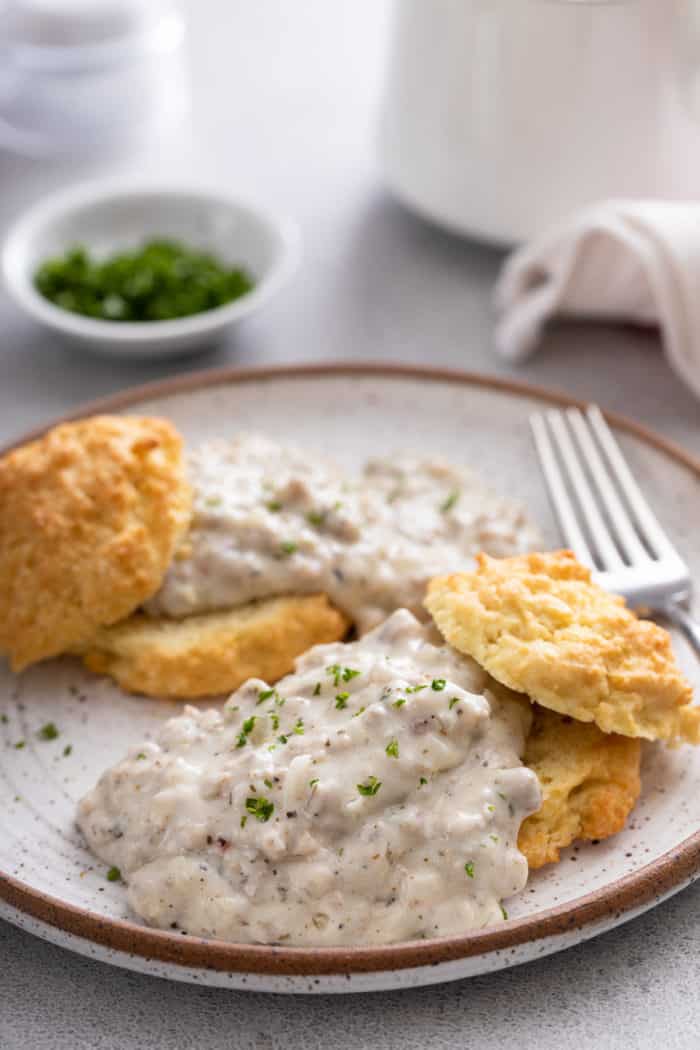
659 600 700 658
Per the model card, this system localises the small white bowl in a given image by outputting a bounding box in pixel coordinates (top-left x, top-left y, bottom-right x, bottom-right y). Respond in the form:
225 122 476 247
2 181 300 358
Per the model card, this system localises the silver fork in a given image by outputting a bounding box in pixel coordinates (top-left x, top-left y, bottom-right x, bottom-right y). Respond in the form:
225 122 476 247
530 404 700 656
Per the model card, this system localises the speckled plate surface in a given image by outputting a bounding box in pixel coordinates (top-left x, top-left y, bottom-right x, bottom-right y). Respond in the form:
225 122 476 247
1 364 699 994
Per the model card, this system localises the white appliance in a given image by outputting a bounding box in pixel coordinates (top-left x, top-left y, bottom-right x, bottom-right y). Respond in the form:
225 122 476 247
378 0 700 244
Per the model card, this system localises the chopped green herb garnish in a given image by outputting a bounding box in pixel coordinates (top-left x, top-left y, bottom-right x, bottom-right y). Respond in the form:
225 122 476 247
312 682 321 697
335 692 349 709
418 776 428 787
106 866 121 883
34 240 254 322
0 713 7 724
136 752 146 760
500 905 508 921
309 778 319 789
440 489 460 513
245 795 274 822
490 835 499 843
306 509 326 527
464 862 475 879
240 815 248 828
357 776 382 797
266 500 283 512
431 679 446 692
269 712 280 731
277 734 289 745
63 744 72 757
352 706 366 718
392 698 406 708
279 540 298 557
326 664 342 686
406 684 427 694
448 696 461 710
327 665 360 687
38 722 59 741
257 688 277 705
385 739 399 759
14 740 25 750
236 715 257 748
293 718 305 735
487 804 495 812
264 778 273 789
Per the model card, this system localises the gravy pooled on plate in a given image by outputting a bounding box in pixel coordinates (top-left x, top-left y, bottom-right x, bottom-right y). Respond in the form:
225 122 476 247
78 611 540 946
147 434 536 632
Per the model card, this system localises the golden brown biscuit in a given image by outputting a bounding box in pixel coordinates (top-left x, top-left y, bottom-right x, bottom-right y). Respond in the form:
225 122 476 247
426 551 698 745
80 594 350 699
0 415 192 671
518 705 641 868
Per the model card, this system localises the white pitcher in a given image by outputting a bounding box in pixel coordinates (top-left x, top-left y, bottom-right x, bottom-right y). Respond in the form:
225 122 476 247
378 0 700 244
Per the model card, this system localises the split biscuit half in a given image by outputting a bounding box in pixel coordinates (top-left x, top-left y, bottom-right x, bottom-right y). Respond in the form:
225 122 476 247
426 551 698 745
0 415 192 671
518 705 641 869
80 594 350 699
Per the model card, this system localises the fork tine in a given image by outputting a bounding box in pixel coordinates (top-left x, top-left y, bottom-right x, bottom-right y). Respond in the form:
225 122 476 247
530 413 595 566
544 412 625 570
585 405 678 560
565 408 649 565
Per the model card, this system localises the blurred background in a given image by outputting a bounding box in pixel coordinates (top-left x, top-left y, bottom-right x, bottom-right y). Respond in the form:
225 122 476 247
0 0 698 449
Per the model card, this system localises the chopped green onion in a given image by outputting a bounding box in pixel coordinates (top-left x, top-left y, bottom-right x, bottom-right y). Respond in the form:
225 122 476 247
34 240 254 322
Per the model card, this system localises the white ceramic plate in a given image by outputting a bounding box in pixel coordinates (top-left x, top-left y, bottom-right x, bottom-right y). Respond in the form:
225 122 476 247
1 364 699 994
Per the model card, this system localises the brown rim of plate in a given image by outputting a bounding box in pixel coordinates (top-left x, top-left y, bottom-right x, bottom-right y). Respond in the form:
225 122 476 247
1 360 699 977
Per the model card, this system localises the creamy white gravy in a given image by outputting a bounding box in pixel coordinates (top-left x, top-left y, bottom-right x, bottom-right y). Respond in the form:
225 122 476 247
78 611 541 946
147 434 536 631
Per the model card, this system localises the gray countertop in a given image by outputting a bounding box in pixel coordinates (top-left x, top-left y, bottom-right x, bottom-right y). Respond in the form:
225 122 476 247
0 3 698 1046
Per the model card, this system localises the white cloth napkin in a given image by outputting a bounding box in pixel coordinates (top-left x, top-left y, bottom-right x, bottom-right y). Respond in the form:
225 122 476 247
494 201 700 400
